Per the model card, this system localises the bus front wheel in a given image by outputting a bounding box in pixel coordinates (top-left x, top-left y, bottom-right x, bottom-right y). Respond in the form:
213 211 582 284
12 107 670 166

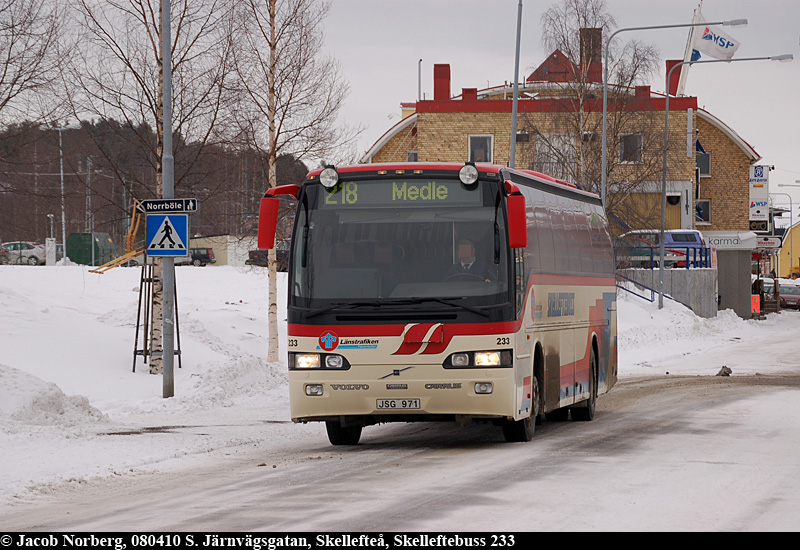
502 377 538 442
326 421 362 445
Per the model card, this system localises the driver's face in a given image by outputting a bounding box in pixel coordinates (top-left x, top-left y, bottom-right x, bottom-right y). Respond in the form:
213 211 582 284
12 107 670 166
458 242 475 262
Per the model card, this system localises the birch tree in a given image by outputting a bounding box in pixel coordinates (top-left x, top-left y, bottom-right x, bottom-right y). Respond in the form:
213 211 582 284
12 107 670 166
67 0 236 374
233 0 359 363
0 0 65 125
523 0 661 229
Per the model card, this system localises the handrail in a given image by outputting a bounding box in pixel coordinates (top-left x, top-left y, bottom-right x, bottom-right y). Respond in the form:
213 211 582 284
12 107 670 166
616 272 694 311
615 245 712 270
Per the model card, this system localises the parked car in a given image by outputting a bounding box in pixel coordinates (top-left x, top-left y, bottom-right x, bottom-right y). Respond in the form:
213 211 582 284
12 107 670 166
176 247 216 267
0 241 46 265
779 284 800 309
616 229 706 268
245 240 289 271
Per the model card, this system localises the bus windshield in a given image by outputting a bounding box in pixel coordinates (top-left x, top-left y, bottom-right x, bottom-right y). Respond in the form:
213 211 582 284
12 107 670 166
290 178 510 313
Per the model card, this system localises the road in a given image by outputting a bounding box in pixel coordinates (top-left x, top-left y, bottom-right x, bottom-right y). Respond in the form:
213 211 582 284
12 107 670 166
2 375 799 532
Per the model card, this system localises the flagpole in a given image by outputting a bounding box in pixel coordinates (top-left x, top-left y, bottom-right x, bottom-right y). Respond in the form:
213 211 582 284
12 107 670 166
676 1 702 96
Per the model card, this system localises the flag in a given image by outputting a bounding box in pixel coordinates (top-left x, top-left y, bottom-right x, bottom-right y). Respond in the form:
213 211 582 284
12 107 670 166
691 11 741 61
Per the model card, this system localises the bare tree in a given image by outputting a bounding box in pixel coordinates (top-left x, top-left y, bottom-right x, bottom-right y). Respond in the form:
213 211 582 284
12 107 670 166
0 0 65 125
523 0 661 231
66 0 237 374
233 0 360 364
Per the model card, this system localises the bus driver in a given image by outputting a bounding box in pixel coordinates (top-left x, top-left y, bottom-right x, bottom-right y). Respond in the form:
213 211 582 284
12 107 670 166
446 238 495 282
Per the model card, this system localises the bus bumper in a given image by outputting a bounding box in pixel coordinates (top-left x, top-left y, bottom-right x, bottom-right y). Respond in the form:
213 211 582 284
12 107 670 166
288 366 519 424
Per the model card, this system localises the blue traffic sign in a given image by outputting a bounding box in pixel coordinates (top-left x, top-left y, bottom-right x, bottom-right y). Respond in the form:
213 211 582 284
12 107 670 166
146 214 189 257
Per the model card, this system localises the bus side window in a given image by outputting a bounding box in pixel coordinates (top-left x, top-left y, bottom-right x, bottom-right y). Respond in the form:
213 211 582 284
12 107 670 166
515 248 526 316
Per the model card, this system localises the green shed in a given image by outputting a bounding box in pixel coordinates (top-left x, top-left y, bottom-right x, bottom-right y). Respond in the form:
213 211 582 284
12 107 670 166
66 233 117 266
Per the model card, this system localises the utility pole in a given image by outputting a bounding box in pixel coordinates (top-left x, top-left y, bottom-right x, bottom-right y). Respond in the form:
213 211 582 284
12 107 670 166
509 0 523 168
162 0 176 398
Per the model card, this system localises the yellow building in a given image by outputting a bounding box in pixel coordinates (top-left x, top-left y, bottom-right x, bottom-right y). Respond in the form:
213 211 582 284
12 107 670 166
777 222 800 278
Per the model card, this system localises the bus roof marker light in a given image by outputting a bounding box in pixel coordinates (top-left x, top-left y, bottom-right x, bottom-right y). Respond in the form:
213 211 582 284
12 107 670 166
319 166 339 188
459 163 479 185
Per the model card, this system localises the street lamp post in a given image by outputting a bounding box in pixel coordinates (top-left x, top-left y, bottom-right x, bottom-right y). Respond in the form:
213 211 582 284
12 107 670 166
57 127 66 257
657 54 793 308
601 19 747 206
770 192 792 276
509 0 523 168
51 122 81 257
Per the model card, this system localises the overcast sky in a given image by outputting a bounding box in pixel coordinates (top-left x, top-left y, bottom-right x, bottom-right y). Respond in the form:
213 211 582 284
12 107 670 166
323 0 800 212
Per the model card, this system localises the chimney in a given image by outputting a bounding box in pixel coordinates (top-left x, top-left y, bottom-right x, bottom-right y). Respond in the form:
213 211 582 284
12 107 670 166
462 88 478 101
665 60 682 96
433 64 451 100
580 28 602 83
635 86 650 99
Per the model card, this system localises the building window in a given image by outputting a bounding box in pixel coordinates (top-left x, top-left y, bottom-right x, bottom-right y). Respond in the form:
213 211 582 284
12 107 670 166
697 151 711 176
516 132 530 143
696 199 711 224
619 133 643 163
406 151 418 162
469 135 493 163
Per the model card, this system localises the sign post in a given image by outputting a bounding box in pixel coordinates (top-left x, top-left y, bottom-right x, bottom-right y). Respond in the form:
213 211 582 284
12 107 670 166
162 0 175 398
749 165 770 233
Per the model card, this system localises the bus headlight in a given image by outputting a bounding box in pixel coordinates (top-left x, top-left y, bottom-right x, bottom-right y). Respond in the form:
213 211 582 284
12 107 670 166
459 163 479 185
319 166 339 188
444 350 512 369
475 382 493 394
290 353 350 370
474 351 501 366
295 353 320 369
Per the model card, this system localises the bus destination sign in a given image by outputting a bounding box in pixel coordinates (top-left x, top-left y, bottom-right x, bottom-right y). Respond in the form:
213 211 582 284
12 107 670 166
322 180 482 208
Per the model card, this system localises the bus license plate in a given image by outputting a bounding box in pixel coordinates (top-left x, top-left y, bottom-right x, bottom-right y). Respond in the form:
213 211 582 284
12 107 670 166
376 398 420 410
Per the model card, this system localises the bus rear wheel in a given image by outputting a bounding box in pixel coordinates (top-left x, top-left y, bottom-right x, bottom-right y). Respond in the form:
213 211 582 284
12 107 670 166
572 347 597 422
325 421 362 445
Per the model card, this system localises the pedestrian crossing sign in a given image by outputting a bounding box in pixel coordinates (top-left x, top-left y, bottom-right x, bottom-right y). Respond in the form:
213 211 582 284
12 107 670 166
146 213 189 257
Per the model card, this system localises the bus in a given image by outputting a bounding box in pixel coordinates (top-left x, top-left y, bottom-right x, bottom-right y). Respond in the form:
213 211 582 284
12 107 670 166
258 162 617 445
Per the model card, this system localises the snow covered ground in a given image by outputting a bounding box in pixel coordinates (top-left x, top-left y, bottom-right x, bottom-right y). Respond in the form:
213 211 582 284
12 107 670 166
1 265 799 508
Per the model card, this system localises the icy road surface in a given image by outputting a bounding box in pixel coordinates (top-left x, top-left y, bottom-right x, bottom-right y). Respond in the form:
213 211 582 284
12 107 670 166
2 375 799 532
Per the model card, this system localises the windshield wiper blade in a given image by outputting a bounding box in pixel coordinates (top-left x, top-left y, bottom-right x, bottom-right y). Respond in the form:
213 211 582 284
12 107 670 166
301 301 381 319
382 297 490 317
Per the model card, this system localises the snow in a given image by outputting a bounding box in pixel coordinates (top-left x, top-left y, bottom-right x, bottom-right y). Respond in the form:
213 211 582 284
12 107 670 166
1 265 799 514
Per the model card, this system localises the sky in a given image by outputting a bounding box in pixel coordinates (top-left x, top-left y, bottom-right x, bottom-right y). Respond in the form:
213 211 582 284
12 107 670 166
323 0 800 215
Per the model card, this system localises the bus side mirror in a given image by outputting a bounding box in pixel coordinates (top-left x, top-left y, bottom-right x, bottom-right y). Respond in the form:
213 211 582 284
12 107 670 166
506 194 528 249
258 197 280 249
258 184 300 249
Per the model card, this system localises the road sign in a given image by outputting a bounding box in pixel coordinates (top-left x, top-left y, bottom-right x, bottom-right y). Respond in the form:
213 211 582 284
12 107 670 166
146 213 189 256
756 237 782 249
141 198 198 213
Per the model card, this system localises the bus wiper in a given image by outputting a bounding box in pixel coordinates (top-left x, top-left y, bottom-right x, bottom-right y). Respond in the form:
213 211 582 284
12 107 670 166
382 297 490 317
302 301 382 319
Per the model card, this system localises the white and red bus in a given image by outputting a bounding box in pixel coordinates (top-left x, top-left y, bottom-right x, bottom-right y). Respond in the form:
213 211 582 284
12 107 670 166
258 162 617 445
